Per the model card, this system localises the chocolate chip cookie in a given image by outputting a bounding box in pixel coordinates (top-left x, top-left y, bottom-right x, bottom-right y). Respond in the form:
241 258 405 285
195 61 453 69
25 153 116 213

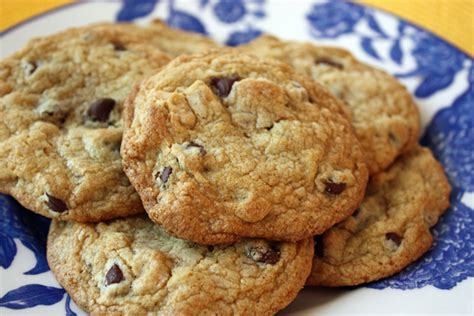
47 216 313 315
122 50 368 244
307 146 451 286
146 19 218 56
242 36 420 174
0 23 178 221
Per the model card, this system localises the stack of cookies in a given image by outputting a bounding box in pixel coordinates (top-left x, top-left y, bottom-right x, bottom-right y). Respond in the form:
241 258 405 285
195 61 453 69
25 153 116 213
0 20 451 315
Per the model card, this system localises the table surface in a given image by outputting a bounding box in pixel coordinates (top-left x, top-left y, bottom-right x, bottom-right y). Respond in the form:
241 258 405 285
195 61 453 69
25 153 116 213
1 0 473 56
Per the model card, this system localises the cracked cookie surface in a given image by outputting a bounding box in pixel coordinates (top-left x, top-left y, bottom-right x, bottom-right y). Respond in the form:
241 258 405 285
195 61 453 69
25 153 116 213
242 36 420 174
307 146 451 286
0 22 211 221
122 50 368 244
47 216 313 315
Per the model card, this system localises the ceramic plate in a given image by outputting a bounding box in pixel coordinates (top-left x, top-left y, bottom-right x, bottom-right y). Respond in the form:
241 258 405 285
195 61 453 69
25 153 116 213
0 1 472 315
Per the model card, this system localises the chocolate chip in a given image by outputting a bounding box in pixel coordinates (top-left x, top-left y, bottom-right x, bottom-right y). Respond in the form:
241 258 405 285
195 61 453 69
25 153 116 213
105 264 124 285
352 208 360 217
45 193 68 213
207 245 214 252
209 76 240 97
112 42 126 51
261 249 280 264
159 166 172 184
385 232 402 247
28 61 38 75
246 244 280 264
324 180 346 195
187 141 206 155
388 132 398 144
87 98 116 122
315 57 343 69
58 114 67 124
313 235 324 257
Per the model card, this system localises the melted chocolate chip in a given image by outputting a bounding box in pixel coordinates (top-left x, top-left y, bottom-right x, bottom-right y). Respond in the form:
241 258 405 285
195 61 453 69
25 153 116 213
187 141 206 155
45 193 68 213
87 98 116 122
385 232 402 247
207 245 214 252
159 166 172 184
209 76 240 97
324 180 346 195
105 264 124 285
246 244 281 264
315 57 343 69
113 42 126 51
313 235 324 257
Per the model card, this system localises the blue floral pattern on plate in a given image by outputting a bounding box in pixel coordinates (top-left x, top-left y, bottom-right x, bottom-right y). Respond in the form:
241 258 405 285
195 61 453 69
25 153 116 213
116 0 265 45
0 284 65 310
0 0 472 313
0 195 50 275
421 65 474 192
307 1 365 38
213 0 247 23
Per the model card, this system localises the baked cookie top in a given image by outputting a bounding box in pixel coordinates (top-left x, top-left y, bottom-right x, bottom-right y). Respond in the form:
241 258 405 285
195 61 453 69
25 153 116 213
122 50 368 244
145 19 218 56
242 36 420 174
47 216 313 315
307 146 451 286
0 23 176 221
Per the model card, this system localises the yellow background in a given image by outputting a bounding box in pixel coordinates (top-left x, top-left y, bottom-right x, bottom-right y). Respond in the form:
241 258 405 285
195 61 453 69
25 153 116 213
1 0 473 56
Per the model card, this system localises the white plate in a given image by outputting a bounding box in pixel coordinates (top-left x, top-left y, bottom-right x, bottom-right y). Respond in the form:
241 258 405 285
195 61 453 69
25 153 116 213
1 1 473 315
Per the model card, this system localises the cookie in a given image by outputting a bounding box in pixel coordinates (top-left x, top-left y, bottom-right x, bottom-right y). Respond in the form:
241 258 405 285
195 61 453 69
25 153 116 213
47 216 313 315
0 23 177 221
122 50 368 244
307 146 451 286
242 36 420 174
146 19 218 56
